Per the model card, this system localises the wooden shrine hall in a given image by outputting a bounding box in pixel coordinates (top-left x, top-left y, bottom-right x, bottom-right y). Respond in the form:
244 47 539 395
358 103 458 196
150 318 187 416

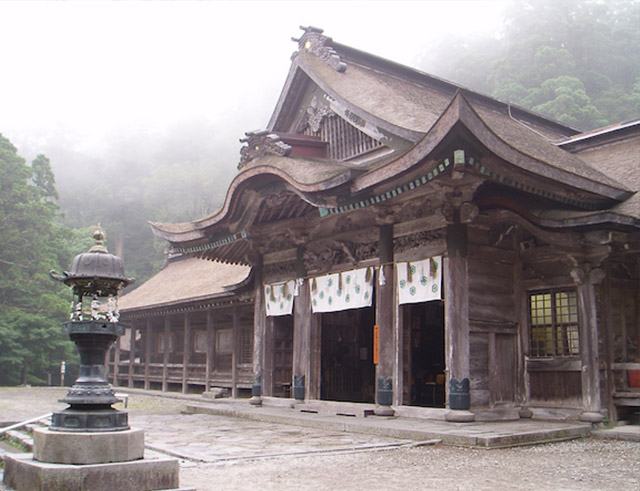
115 27 640 423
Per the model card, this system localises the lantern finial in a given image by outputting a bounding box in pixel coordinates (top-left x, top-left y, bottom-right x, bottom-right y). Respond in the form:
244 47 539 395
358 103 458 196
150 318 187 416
89 225 108 253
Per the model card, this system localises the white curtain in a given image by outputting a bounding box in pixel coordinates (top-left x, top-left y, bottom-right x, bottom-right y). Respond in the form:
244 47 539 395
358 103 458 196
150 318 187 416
310 267 374 313
396 256 442 304
264 280 296 316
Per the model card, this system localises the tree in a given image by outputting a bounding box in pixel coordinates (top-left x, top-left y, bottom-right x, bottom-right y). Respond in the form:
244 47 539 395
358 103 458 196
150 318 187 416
419 0 640 130
0 134 77 385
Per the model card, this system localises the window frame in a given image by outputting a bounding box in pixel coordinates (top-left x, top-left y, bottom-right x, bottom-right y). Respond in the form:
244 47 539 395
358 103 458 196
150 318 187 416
528 288 580 358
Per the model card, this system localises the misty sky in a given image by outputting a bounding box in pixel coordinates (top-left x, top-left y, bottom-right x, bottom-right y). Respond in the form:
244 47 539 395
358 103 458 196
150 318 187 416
0 0 506 175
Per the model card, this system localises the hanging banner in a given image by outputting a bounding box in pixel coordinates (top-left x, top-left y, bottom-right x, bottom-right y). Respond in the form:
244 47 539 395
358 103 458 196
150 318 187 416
310 267 374 313
396 256 442 305
264 280 296 316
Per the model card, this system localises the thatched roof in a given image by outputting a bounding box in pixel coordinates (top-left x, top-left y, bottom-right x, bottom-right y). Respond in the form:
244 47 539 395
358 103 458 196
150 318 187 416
119 257 250 312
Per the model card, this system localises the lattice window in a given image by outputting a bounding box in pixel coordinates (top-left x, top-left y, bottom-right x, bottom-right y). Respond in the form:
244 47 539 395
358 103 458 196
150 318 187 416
529 289 579 357
303 114 382 161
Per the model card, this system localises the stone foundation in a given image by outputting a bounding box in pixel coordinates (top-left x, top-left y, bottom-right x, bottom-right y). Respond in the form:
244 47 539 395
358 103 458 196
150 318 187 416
3 453 179 491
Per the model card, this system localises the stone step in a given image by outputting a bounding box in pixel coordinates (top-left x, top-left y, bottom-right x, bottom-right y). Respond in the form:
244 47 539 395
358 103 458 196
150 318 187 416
3 430 33 452
184 402 592 448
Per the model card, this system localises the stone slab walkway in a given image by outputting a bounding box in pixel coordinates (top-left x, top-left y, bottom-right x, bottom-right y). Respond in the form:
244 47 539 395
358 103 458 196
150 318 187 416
184 401 591 448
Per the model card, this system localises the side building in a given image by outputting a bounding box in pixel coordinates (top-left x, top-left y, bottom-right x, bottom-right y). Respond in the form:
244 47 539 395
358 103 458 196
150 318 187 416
113 257 253 396
116 27 640 423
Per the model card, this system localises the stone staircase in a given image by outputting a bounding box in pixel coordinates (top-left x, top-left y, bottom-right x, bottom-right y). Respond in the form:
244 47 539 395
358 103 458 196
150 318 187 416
0 415 51 454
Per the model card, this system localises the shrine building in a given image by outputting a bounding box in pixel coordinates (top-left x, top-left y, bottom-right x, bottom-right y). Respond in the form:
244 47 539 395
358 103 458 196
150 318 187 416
114 27 640 423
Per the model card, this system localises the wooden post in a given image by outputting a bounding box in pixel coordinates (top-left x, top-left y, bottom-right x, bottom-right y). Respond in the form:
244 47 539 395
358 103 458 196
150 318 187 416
250 256 265 405
293 279 311 402
162 317 170 392
571 264 605 423
232 307 239 398
182 312 191 394
128 324 136 388
113 336 121 386
444 222 474 421
262 317 275 397
375 224 395 415
144 318 151 390
205 309 213 392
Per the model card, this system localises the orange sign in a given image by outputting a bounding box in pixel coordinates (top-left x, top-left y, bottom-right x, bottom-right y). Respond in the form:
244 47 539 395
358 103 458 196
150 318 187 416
373 324 380 365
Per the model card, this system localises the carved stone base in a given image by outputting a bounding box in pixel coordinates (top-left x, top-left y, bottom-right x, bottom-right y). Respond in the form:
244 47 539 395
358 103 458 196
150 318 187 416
519 407 534 419
374 405 395 417
445 410 475 423
248 396 262 406
579 411 604 423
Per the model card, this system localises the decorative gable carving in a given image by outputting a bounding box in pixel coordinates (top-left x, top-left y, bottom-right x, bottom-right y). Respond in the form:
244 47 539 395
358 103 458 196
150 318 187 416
238 130 292 169
292 26 347 73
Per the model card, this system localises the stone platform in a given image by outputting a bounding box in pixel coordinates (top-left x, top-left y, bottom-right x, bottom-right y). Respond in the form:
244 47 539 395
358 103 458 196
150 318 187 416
184 400 592 449
3 453 179 491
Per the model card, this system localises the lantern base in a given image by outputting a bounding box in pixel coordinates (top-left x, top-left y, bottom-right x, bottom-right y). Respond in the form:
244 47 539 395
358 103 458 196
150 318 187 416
50 407 129 432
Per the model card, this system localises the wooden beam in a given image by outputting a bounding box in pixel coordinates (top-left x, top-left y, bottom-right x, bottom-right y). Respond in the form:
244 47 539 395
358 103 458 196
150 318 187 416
375 224 395 415
571 265 606 422
113 336 120 386
144 319 151 390
250 257 265 405
205 310 213 391
445 223 471 412
128 324 136 388
232 307 239 398
182 313 191 394
162 317 170 392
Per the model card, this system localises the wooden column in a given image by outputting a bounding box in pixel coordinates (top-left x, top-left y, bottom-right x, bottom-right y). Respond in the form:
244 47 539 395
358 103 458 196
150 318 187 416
181 312 191 394
113 336 121 386
232 307 239 398
128 324 136 388
262 317 275 397
293 278 311 401
250 256 265 405
375 224 395 415
444 222 473 421
571 264 605 423
205 309 214 391
162 317 170 392
144 318 151 390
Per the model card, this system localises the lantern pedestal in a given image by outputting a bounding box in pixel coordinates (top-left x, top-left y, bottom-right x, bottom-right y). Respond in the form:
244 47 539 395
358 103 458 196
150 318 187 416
3 453 181 491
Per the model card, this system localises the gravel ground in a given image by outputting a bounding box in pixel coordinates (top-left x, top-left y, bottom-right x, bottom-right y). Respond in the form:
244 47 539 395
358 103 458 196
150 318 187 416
2 387 639 491
180 439 640 491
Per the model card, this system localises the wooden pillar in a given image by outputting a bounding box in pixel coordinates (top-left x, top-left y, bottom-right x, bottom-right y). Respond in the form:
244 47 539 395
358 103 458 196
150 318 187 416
293 278 311 401
113 336 121 386
144 318 151 390
444 222 473 421
250 256 265 405
571 264 605 423
375 224 395 415
205 309 213 391
232 307 239 398
182 312 191 394
128 324 136 388
162 317 170 392
262 317 275 397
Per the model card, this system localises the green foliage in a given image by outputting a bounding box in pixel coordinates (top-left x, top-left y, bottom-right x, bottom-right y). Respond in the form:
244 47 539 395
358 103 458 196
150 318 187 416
0 134 77 385
420 0 640 130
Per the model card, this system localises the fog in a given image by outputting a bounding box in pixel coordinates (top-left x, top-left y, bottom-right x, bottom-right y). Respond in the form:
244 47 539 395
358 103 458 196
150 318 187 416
0 0 506 192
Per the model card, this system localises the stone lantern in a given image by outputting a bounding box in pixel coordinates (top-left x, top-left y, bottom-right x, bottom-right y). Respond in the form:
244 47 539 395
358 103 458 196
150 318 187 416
3 228 182 491
48 227 133 431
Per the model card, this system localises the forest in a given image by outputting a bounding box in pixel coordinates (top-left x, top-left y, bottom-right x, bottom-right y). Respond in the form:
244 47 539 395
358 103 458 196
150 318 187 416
1 0 639 385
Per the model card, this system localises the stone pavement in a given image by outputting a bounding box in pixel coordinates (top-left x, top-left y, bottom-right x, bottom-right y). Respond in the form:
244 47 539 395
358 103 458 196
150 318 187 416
593 424 640 442
138 412 414 463
184 400 591 449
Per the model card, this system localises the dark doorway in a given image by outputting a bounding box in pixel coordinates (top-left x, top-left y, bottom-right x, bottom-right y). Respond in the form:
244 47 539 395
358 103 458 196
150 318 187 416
272 316 293 397
402 301 445 407
320 307 375 403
